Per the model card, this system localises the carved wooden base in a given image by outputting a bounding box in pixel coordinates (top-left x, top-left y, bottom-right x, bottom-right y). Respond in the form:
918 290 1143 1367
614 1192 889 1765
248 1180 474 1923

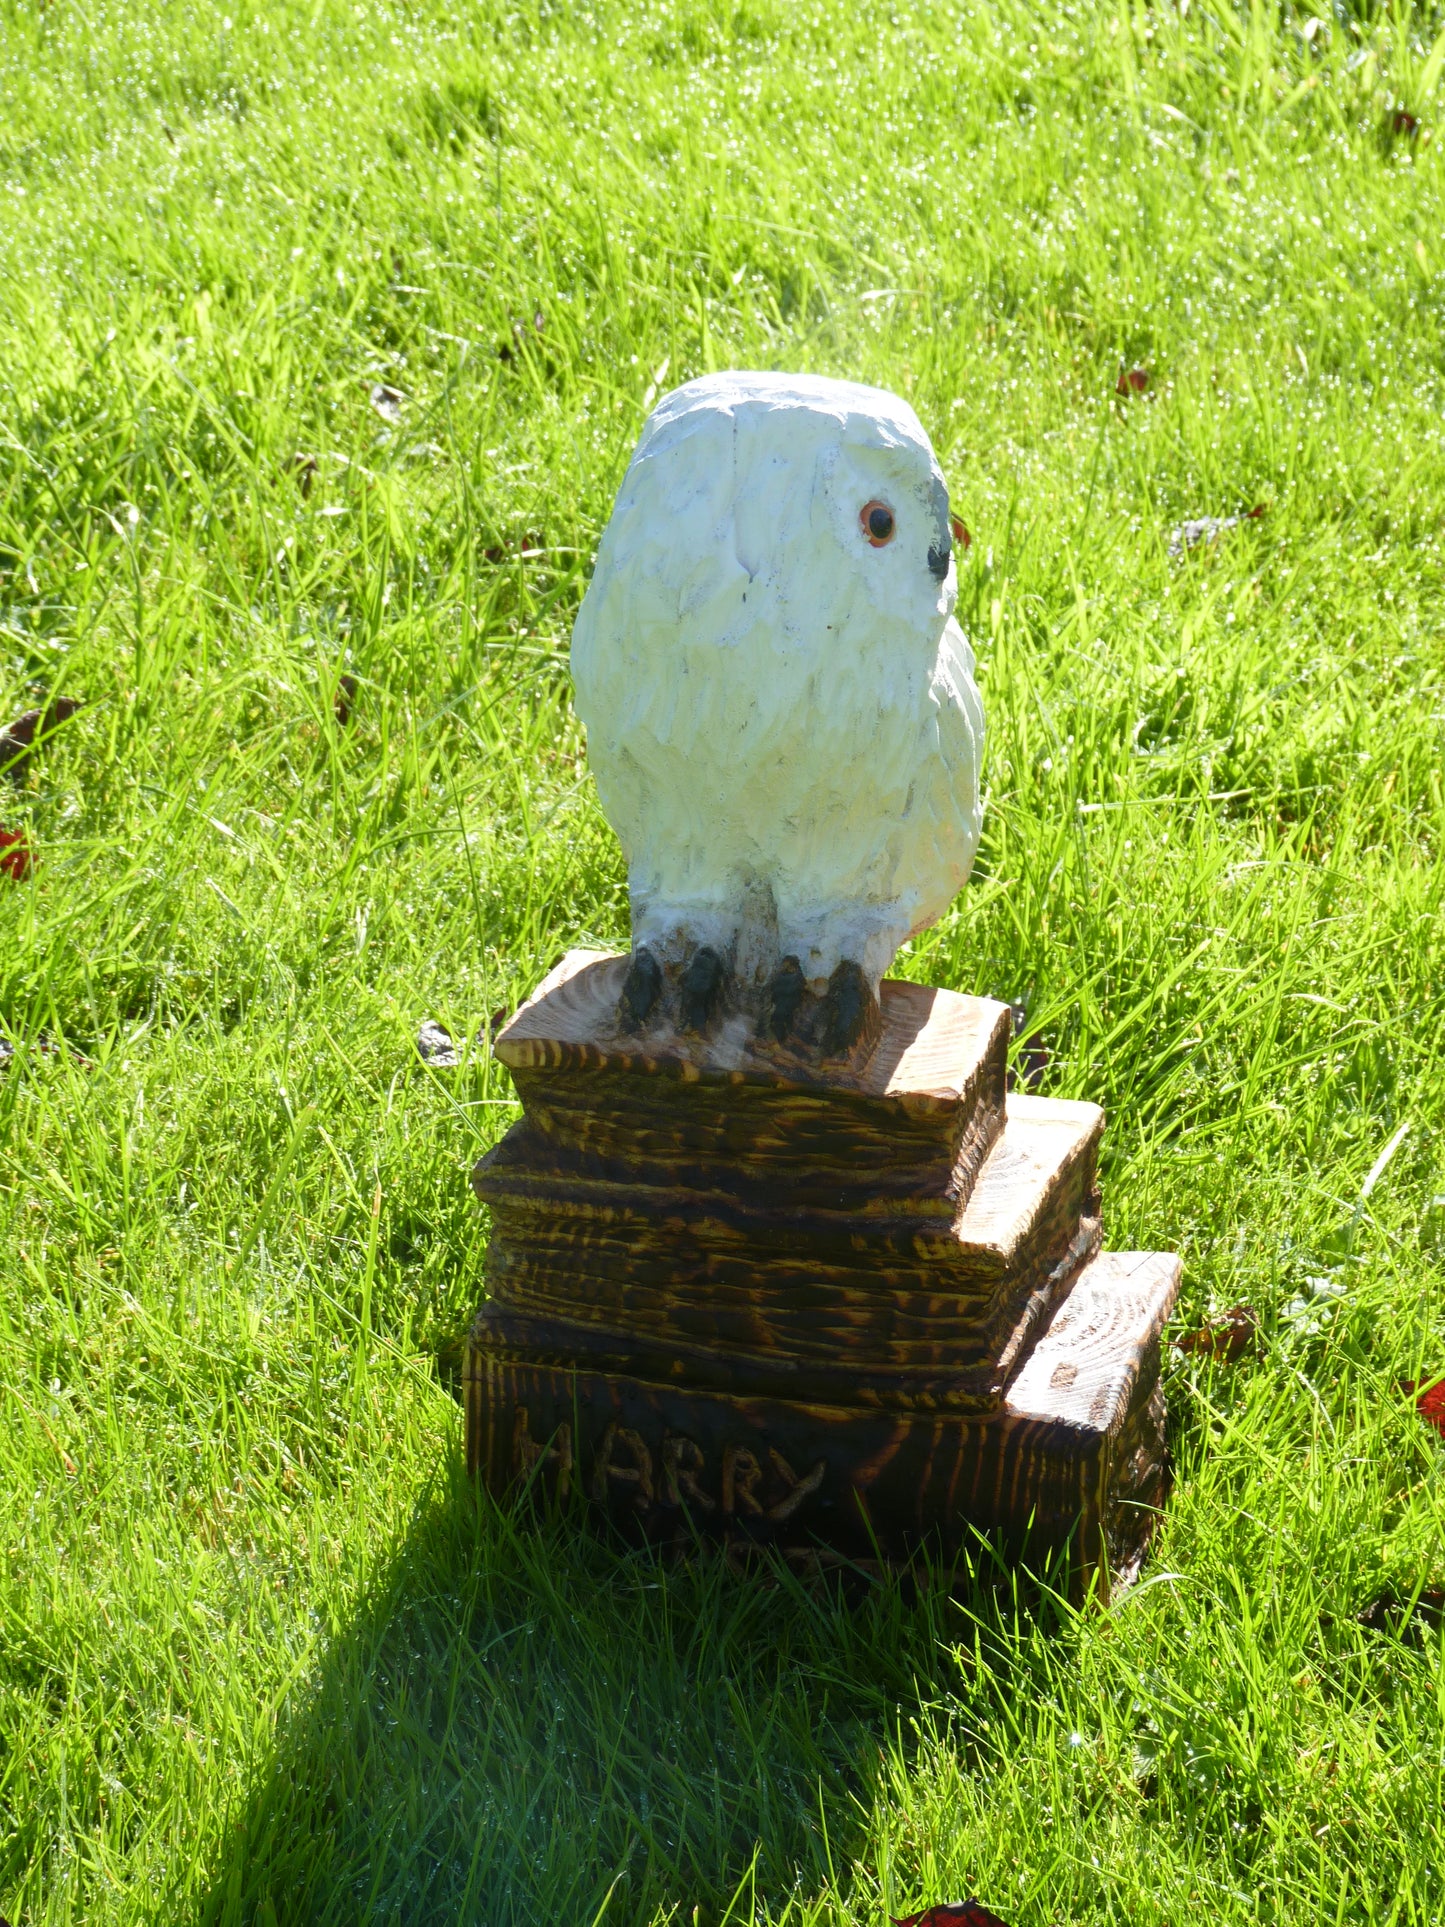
467 951 1180 1601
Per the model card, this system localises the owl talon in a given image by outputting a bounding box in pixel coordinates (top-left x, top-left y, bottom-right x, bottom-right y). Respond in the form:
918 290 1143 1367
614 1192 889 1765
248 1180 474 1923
679 946 726 1033
765 956 807 1042
619 948 663 1030
819 959 878 1057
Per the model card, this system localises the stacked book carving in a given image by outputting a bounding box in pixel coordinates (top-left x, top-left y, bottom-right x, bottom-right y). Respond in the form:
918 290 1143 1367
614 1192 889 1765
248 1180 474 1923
467 950 1179 1598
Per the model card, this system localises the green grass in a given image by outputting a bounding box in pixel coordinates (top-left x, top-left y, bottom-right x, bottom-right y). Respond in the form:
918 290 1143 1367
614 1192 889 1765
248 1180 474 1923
3 0 1445 1919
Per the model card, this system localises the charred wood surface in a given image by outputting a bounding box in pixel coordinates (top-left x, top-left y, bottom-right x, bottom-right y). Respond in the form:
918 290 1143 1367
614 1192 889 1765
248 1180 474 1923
497 950 1012 1211
467 949 1181 1599
466 1253 1179 1598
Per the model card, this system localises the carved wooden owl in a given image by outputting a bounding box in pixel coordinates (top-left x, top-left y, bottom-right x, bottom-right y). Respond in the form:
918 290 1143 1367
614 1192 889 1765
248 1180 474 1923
571 372 984 1052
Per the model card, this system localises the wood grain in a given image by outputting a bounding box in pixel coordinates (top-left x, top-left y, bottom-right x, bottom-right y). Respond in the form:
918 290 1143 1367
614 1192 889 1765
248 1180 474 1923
1005 1251 1181 1594
467 950 1181 1599
474 1095 1103 1412
1006 1251 1180 1438
499 956 1008 1204
464 1251 1178 1598
498 950 1011 1109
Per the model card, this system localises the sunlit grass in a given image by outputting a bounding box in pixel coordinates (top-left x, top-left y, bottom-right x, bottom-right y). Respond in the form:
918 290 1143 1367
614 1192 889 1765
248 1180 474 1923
2 0 1445 1921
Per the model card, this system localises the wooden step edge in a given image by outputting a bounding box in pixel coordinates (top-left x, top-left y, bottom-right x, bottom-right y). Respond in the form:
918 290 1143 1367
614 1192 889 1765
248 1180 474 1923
470 1301 1004 1414
475 1093 1095 1270
953 1093 1103 1265
473 1085 1002 1215
496 948 1014 1116
482 1178 1099 1331
1004 1250 1182 1444
987 1214 1103 1392
471 1219 1103 1415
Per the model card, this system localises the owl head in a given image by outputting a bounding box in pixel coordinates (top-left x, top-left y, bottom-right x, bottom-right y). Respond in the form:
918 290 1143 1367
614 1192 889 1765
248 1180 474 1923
576 372 959 684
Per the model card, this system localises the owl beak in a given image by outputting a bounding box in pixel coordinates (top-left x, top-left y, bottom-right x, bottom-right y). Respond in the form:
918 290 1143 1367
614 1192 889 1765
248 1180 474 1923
927 478 956 581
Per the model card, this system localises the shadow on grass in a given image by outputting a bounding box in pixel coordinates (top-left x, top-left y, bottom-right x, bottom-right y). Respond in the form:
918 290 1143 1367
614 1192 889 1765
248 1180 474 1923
190 1454 1041 1927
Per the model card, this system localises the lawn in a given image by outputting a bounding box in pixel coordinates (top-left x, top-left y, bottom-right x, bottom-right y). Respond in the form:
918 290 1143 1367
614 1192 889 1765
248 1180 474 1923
2 0 1445 1920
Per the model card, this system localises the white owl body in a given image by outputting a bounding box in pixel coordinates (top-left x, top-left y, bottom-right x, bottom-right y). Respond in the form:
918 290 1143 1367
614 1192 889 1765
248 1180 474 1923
571 372 984 1014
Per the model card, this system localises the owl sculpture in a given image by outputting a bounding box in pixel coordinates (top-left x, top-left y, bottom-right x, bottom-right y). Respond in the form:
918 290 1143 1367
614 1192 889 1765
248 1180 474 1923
571 371 984 1056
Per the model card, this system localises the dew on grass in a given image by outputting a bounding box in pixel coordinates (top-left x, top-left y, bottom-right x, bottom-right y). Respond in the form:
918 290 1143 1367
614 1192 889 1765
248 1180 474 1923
6 0 1445 1918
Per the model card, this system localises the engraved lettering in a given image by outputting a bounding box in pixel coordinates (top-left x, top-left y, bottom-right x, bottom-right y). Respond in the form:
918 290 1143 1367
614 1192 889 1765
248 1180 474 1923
764 1447 826 1522
591 1422 655 1507
581 1424 825 1524
511 1407 573 1501
661 1433 716 1511
721 1444 764 1516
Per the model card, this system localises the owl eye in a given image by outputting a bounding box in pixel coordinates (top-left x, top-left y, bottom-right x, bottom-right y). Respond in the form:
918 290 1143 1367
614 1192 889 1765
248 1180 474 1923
860 501 895 546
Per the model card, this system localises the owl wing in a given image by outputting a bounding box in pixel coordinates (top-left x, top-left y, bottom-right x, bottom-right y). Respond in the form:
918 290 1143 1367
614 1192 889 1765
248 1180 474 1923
934 617 984 834
888 616 985 939
572 503 764 917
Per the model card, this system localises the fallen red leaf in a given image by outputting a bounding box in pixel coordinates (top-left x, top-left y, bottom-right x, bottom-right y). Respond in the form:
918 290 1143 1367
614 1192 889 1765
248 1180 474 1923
950 513 971 551
892 1905 1011 1927
1393 109 1419 136
1401 1378 1445 1438
1177 1304 1258 1361
0 826 34 881
1116 363 1150 395
482 530 546 564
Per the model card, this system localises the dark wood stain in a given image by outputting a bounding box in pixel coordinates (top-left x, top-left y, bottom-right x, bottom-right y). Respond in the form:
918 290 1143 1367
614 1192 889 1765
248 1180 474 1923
468 950 1179 1601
